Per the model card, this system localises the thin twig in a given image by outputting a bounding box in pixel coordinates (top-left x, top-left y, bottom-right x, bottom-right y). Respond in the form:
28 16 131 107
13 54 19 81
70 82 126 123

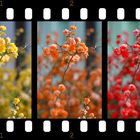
54 55 74 104
61 55 74 83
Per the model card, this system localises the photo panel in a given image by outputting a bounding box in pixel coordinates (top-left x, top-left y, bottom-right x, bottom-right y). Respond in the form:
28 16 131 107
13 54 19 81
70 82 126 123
37 21 102 119
108 21 140 119
0 21 32 119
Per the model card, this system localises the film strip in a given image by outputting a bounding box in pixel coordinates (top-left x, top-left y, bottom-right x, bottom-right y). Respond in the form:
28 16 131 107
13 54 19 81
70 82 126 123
0 1 140 138
2 8 140 20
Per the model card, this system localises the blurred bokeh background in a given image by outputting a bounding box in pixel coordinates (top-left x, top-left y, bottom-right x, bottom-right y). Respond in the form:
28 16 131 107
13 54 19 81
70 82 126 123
108 22 140 83
108 21 140 54
38 21 101 54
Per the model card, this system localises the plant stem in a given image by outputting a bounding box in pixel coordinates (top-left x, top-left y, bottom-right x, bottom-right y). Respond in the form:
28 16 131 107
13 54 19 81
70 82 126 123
61 55 74 83
54 55 74 104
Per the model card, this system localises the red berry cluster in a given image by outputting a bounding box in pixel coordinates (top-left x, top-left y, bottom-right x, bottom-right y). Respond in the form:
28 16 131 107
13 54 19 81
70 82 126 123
113 44 129 58
108 29 140 119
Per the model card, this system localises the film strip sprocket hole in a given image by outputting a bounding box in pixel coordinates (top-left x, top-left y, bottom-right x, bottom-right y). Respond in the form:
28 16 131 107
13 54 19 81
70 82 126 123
3 120 140 135
0 7 140 138
5 8 140 20
4 120 140 132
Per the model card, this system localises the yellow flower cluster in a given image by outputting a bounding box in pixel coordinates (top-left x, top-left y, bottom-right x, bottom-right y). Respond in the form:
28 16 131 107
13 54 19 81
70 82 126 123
0 25 7 31
13 98 20 105
0 25 18 64
0 54 32 118
8 98 26 119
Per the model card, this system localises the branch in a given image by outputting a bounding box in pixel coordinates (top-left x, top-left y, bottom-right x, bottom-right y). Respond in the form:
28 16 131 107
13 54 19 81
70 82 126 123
61 55 74 83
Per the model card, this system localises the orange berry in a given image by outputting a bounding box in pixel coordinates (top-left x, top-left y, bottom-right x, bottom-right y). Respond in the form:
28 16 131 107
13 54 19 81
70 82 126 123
58 84 66 92
70 25 77 30
68 44 76 53
75 37 81 43
89 113 95 118
43 48 50 56
77 46 84 53
62 44 69 49
46 78 52 84
41 112 48 118
48 101 55 107
84 98 90 105
50 50 59 59
51 108 68 118
49 44 57 50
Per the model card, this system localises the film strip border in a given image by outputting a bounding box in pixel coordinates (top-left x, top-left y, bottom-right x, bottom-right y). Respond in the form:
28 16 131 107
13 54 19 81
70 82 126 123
1 120 140 134
0 8 140 20
0 7 140 137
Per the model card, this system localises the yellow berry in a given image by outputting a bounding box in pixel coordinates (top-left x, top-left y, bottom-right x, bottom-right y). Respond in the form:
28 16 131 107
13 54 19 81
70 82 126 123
0 25 7 31
0 38 6 53
18 113 24 118
5 37 11 44
13 98 20 105
0 55 10 63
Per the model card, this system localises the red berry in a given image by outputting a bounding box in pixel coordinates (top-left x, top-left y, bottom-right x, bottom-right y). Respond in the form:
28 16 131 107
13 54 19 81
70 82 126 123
120 44 128 52
117 34 122 39
132 44 140 49
128 84 136 92
130 62 136 67
108 92 113 101
111 112 119 118
113 48 121 55
116 78 122 84
121 109 128 118
116 39 120 45
114 84 121 90
128 109 138 117
122 51 129 58
131 100 137 108
122 86 128 92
